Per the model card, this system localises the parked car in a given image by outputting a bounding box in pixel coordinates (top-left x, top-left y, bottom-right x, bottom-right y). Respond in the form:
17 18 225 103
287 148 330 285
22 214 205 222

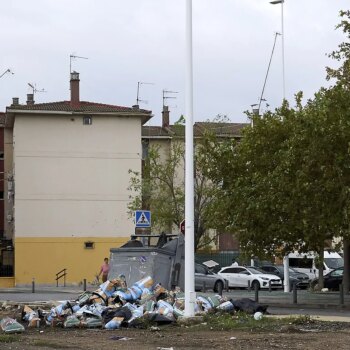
195 263 226 294
310 267 343 291
260 265 310 289
218 266 282 290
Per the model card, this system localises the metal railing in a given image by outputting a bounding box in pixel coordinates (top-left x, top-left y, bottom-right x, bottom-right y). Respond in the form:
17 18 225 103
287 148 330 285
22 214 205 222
55 268 66 287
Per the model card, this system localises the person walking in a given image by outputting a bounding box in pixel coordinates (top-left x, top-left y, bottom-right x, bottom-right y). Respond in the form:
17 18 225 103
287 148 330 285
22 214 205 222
98 257 110 283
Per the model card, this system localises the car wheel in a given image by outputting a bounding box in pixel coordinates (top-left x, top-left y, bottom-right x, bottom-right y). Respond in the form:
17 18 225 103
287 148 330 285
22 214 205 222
214 281 224 294
251 280 260 290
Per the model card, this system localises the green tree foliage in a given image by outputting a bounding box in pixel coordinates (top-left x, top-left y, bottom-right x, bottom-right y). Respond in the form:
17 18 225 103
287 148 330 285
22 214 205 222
128 137 223 250
205 11 350 271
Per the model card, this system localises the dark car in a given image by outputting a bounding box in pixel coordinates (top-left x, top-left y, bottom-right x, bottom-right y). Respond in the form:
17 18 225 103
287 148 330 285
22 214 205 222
260 265 310 289
311 267 343 291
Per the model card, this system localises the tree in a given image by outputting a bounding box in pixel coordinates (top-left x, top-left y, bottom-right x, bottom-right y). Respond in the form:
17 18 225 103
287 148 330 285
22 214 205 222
128 134 224 250
204 10 350 290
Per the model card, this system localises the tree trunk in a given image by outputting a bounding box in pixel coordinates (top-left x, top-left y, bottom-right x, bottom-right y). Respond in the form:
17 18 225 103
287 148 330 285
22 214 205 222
343 239 350 294
318 248 324 289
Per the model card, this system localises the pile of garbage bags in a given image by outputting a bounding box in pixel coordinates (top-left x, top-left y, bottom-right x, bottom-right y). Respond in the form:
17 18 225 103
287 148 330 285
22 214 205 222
1 275 268 332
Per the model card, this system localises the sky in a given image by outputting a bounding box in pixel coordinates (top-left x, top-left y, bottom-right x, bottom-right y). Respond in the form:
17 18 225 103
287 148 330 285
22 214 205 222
0 0 349 126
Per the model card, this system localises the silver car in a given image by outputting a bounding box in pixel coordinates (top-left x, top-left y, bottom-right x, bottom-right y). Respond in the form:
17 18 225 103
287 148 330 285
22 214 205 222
195 263 226 293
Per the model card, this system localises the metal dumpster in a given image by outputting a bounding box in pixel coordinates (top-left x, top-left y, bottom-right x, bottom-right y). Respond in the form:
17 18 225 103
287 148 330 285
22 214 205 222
109 234 185 290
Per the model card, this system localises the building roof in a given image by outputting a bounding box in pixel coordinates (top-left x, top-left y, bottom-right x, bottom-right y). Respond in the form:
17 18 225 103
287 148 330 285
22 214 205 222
7 101 150 114
142 122 248 138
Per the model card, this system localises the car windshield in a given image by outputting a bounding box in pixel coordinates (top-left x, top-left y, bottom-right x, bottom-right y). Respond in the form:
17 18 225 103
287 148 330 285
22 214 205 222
324 258 344 269
247 267 263 274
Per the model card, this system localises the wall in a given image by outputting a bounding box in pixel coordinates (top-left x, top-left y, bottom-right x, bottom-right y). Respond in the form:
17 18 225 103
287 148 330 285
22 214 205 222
13 113 142 284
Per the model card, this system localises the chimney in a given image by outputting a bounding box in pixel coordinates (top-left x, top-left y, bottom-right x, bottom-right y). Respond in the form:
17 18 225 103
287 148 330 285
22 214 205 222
70 71 80 107
162 105 170 128
12 97 19 106
26 94 35 105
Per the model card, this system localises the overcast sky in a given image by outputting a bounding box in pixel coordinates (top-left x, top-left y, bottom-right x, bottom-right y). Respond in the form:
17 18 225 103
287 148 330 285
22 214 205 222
0 0 348 125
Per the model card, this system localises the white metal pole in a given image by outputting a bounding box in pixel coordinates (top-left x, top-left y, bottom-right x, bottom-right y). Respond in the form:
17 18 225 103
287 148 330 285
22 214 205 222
184 0 195 317
281 1 285 100
283 255 290 292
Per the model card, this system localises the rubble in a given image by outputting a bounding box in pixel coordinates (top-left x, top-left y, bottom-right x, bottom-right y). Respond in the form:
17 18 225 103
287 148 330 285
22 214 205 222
1 275 269 333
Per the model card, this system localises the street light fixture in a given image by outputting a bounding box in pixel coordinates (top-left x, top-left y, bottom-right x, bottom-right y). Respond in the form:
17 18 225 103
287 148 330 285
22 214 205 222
270 0 285 100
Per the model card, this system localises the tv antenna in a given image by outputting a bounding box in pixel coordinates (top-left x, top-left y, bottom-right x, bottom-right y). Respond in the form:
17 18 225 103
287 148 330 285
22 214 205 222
28 83 47 96
162 89 178 107
70 53 88 73
136 81 154 105
0 68 14 79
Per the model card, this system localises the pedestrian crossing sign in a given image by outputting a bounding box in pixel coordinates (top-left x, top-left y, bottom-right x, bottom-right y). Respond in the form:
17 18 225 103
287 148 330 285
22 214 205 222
135 210 151 228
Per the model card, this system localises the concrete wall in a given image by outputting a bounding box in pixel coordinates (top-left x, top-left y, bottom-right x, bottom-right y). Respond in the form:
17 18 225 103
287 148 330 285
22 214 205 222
13 113 142 284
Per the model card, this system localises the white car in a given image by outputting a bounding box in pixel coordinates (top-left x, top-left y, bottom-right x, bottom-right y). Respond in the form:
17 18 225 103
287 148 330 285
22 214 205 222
218 266 282 290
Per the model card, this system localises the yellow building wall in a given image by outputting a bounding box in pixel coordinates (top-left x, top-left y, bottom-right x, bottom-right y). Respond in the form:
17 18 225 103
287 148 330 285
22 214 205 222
0 278 15 288
14 236 129 285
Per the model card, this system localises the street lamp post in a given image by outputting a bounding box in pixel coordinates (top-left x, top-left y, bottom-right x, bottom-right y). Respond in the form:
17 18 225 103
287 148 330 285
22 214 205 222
270 0 285 100
270 0 289 293
184 0 195 317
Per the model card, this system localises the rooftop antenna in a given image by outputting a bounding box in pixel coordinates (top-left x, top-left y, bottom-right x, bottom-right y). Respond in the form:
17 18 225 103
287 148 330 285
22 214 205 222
163 89 178 107
0 68 14 79
69 53 88 73
136 82 154 105
28 83 47 98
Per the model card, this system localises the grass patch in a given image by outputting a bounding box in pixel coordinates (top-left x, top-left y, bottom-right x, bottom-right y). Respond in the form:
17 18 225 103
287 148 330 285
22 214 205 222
32 340 70 349
0 334 21 343
201 312 314 331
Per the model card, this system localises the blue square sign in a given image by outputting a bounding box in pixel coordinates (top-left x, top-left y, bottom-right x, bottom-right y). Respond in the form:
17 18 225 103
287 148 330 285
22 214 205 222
135 210 151 228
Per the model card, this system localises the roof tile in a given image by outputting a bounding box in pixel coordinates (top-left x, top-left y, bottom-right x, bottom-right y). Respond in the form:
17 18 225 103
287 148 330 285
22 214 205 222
7 101 151 114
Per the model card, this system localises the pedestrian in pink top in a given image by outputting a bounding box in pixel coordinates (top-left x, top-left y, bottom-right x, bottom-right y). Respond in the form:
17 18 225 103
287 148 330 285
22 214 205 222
98 258 110 283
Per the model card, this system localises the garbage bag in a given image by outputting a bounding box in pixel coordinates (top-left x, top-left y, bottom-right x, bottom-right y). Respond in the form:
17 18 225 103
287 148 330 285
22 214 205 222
157 300 173 316
0 317 25 333
230 298 268 314
101 306 132 324
144 312 175 324
197 296 213 312
80 317 102 328
64 315 81 328
105 316 124 329
76 291 92 307
217 301 234 311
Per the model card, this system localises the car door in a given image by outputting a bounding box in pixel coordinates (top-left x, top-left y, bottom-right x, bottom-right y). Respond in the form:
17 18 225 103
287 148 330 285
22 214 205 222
237 267 251 287
219 267 240 287
325 268 343 290
195 264 213 290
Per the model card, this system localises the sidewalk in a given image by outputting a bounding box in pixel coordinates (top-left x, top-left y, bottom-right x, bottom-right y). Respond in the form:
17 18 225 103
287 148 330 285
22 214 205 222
225 289 350 310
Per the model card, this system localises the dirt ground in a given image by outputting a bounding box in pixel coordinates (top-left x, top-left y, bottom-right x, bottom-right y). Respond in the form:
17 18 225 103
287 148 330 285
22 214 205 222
1 309 350 349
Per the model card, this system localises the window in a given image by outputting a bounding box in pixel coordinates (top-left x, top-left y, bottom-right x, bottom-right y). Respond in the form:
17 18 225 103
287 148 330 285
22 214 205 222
289 257 313 269
0 151 4 159
84 241 94 249
195 264 207 274
0 192 3 200
142 140 149 160
83 116 92 125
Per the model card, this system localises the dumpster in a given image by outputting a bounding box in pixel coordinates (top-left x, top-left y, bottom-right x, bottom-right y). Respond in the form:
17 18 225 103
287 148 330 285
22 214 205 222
109 234 185 290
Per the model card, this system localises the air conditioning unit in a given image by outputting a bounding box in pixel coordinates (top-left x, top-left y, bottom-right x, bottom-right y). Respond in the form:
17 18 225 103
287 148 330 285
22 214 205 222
7 214 13 223
8 181 13 191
